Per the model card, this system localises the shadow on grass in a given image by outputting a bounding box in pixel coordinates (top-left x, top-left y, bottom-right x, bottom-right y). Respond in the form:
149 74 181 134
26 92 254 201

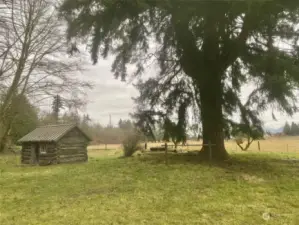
136 151 299 178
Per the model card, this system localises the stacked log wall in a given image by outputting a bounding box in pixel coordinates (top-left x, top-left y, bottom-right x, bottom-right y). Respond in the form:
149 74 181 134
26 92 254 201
38 143 58 165
21 143 33 164
21 142 58 165
57 127 88 163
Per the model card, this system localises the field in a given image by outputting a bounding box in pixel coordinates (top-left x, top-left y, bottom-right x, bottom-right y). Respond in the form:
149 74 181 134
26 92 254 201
88 135 299 154
1 139 299 225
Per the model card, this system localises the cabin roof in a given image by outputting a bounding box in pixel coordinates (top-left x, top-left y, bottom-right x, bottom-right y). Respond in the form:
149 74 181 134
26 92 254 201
18 124 92 143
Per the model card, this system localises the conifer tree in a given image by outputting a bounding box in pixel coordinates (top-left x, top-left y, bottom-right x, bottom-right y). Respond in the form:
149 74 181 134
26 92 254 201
60 0 299 160
52 95 63 123
283 122 291 136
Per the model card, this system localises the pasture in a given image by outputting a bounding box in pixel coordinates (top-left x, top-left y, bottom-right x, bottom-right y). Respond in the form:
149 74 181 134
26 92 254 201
88 135 299 154
1 137 299 225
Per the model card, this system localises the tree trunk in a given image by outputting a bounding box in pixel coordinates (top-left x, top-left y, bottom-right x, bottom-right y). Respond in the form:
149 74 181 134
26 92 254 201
172 12 229 160
198 73 229 160
0 121 12 153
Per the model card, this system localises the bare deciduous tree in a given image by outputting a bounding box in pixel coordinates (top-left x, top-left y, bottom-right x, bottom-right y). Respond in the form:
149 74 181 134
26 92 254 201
0 0 92 152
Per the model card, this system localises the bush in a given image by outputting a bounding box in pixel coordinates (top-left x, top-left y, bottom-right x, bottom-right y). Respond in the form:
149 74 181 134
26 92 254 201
122 132 142 157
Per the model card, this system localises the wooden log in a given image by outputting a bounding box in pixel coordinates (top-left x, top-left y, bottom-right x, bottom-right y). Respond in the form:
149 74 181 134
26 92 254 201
58 151 86 156
59 147 81 149
59 145 86 148
39 153 57 157
60 150 86 153
39 158 57 162
59 149 85 153
59 154 86 158
59 154 86 159
58 155 86 158
22 149 31 152
39 154 57 158
59 150 86 154
59 147 86 151
59 139 87 144
58 143 87 147
22 149 32 152
61 148 86 151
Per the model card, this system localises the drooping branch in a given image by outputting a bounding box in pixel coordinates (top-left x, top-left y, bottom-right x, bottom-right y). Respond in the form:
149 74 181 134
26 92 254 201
236 135 254 151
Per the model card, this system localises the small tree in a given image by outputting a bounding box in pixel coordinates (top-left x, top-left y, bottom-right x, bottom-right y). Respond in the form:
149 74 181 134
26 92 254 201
122 132 142 157
162 118 187 150
52 95 64 123
232 125 264 151
283 122 291 136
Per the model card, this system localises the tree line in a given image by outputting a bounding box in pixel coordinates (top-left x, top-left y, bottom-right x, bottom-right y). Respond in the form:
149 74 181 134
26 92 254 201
0 91 203 149
5 94 136 146
283 122 299 136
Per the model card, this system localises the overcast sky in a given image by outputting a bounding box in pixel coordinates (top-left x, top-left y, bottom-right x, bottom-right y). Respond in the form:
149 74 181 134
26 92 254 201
72 56 299 130
83 59 139 127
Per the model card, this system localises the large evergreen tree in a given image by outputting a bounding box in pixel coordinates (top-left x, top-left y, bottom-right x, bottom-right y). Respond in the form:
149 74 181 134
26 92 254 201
60 0 299 160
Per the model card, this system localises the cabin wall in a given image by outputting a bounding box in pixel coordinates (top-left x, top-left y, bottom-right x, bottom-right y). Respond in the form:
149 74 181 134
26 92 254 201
38 143 58 165
57 127 89 163
21 143 33 164
21 142 58 165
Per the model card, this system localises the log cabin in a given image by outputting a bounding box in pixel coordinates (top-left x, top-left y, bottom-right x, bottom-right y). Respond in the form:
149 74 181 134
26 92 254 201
18 124 91 165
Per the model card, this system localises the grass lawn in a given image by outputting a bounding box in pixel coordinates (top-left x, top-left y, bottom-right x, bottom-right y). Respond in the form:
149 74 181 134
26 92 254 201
0 152 299 225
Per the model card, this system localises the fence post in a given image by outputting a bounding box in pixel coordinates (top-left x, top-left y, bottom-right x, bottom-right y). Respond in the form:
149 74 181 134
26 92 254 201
105 144 107 150
258 141 261 151
287 144 289 153
165 143 168 165
208 141 212 164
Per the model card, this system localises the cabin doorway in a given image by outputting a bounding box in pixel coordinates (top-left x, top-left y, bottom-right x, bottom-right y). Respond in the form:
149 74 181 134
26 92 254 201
32 144 40 164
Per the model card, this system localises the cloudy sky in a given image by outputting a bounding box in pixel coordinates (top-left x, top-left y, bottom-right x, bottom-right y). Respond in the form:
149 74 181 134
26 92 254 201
77 57 299 130
83 59 139 127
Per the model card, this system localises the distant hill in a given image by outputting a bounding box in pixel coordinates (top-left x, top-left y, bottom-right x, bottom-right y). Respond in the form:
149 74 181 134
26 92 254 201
265 126 284 134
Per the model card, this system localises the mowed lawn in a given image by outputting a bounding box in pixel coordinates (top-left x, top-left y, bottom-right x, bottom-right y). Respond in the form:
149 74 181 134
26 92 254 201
1 152 299 225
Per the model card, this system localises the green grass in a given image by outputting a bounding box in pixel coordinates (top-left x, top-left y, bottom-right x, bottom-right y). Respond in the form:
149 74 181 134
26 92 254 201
0 152 299 225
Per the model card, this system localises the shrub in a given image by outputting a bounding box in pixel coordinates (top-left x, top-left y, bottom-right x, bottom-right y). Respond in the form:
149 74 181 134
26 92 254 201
122 132 142 157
